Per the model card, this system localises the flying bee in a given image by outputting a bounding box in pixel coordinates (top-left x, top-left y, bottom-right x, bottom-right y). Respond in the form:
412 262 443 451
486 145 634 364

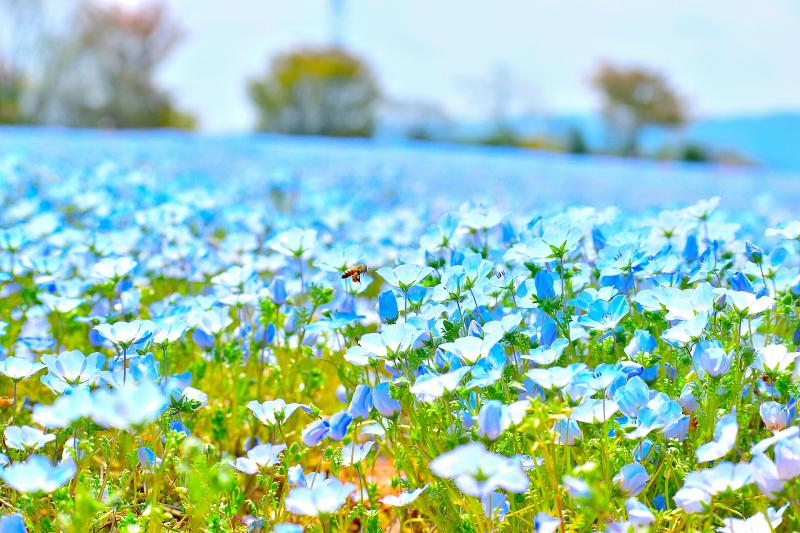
342 265 368 284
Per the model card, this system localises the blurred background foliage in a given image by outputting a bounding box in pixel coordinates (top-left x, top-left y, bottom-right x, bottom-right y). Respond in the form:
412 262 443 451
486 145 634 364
248 47 379 138
0 0 748 164
0 0 194 129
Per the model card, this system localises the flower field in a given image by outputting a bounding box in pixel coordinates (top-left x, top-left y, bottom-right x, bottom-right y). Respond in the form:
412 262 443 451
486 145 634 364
0 131 799 532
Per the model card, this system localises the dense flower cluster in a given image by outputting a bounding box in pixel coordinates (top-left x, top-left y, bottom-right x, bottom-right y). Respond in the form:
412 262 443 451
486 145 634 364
0 136 800 532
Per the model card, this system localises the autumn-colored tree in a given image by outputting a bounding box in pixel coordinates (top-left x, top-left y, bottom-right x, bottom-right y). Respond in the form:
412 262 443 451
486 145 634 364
31 1 195 129
72 1 195 128
248 47 380 137
592 63 687 156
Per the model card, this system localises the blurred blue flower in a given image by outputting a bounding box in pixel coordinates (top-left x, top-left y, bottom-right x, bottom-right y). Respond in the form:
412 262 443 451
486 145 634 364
234 443 286 474
696 411 738 463
284 478 356 516
347 384 373 420
613 463 649 496
380 484 428 507
692 340 732 379
4 426 55 453
0 455 75 493
372 382 400 417
429 442 529 497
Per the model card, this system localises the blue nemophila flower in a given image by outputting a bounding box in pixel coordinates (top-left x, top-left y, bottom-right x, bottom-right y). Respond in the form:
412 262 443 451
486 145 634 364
766 220 800 240
347 384 373 420
465 347 507 389
94 320 156 349
341 441 373 466
380 484 428 507
0 455 75 493
661 312 709 346
432 265 467 303
234 443 286 474
38 294 83 314
578 295 629 331
482 490 508 521
4 426 55 453
377 264 434 291
506 223 581 264
152 319 189 346
378 290 399 322
269 228 318 259
552 418 582 445
625 497 655 527
728 271 754 293
270 523 302 533
527 363 587 394
678 384 700 414
750 453 784 498
533 512 561 533
90 381 167 429
751 426 799 455
328 411 353 441
759 401 790 432
345 323 426 365
269 276 287 305
718 504 789 533
692 340 732 379
562 475 591 499
751 344 799 374
774 437 800 480
287 466 328 489
571 397 619 424
316 244 364 275
613 463 649 496
420 213 458 251
409 366 471 402
247 399 310 427
284 477 356 516
624 330 657 358
40 350 105 394
137 447 163 472
91 256 137 281
301 419 330 447
477 400 527 441
439 333 502 364
0 356 46 382
674 462 753 514
32 388 93 428
429 442 529 497
0 513 26 532
211 264 255 289
723 290 775 316
745 241 764 264
522 338 569 366
372 382 401 417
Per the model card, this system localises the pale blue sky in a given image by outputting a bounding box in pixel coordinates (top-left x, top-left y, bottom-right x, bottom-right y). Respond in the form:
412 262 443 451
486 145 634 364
115 0 800 131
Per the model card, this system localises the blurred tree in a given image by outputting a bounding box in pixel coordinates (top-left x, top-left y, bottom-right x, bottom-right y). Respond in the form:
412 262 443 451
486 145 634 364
0 61 28 124
566 126 589 155
592 63 687 156
0 0 46 123
32 1 195 129
248 47 380 137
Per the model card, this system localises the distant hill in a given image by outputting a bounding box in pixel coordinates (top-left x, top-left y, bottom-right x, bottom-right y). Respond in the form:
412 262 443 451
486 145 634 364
379 111 800 170
681 113 800 169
